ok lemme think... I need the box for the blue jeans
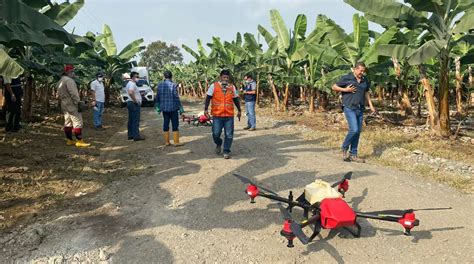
[93,101,105,127]
[342,107,364,156]
[127,101,141,139]
[212,117,234,154]
[163,111,179,132]
[245,101,256,128]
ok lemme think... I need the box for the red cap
[64,64,74,72]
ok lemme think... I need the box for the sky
[65,0,384,62]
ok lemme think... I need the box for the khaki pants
[64,111,83,128]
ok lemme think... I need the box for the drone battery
[320,198,356,229]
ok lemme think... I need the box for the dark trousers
[212,117,234,154]
[5,98,22,131]
[342,107,364,156]
[127,101,141,139]
[162,111,179,132]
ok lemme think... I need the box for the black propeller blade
[233,173,280,196]
[364,207,452,216]
[331,171,353,188]
[277,202,309,245]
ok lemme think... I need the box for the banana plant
[345,0,474,137]
[87,24,144,104]
[259,10,315,111]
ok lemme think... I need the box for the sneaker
[134,136,145,141]
[350,155,365,163]
[128,137,133,140]
[248,127,256,131]
[95,126,105,131]
[223,153,230,159]
[342,149,351,162]
[215,145,222,155]
[243,126,250,130]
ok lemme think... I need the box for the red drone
[234,172,451,247]
[182,114,213,126]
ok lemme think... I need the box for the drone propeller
[331,171,353,188]
[364,207,452,217]
[233,173,280,196]
[276,202,309,245]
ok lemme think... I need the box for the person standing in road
[332,62,376,163]
[90,73,105,130]
[155,70,184,146]
[3,76,23,132]
[242,73,257,131]
[126,71,145,141]
[57,65,91,147]
[204,70,242,159]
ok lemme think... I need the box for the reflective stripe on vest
[211,82,235,117]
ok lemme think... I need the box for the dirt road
[1,101,473,263]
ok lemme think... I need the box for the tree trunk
[268,74,280,111]
[22,75,34,121]
[256,76,260,108]
[104,78,111,106]
[419,65,441,136]
[309,88,315,113]
[438,49,451,137]
[43,83,50,114]
[282,83,289,111]
[191,83,197,97]
[300,86,305,103]
[320,91,329,111]
[377,85,384,102]
[198,81,205,98]
[469,66,474,107]
[392,58,413,116]
[455,56,463,114]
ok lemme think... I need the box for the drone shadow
[374,226,465,243]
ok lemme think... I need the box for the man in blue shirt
[156,70,184,146]
[242,73,257,131]
[332,62,376,163]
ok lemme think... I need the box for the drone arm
[258,192,308,210]
[355,212,399,222]
[356,211,420,235]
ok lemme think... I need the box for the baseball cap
[64,64,74,72]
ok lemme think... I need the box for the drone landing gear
[280,220,296,248]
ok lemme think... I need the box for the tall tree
[139,41,183,72]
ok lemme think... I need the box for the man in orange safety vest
[204,70,242,159]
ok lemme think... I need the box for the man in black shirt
[332,62,376,162]
[3,76,23,132]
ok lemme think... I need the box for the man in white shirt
[90,73,105,130]
[126,71,144,141]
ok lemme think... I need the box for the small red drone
[182,114,213,126]
[234,173,451,247]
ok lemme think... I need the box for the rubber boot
[75,139,91,148]
[66,139,76,146]
[172,131,184,146]
[163,131,171,146]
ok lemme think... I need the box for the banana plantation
[1,0,473,137]
[164,1,474,138]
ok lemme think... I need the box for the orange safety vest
[211,82,236,117]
